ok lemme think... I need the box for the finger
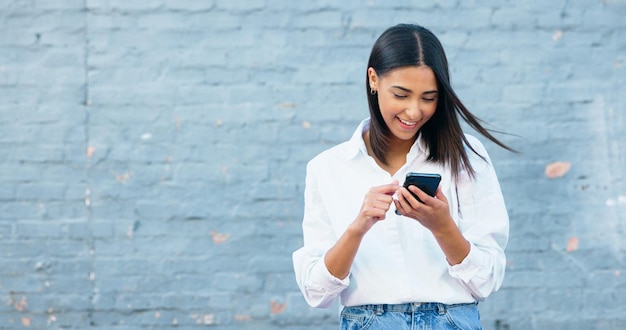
[395,193,426,220]
[365,195,393,209]
[397,188,420,211]
[399,187,423,209]
[372,191,395,201]
[371,200,393,213]
[435,187,448,203]
[395,188,411,205]
[408,185,433,205]
[372,180,401,195]
[393,199,405,215]
[364,195,394,210]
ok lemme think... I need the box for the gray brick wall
[0,1,624,329]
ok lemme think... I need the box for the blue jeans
[339,302,481,330]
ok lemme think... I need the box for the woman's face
[368,65,438,143]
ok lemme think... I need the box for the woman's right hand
[323,180,400,280]
[352,181,400,234]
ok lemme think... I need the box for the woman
[292,23,513,329]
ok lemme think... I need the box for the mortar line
[82,0,96,326]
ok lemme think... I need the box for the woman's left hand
[394,186,454,234]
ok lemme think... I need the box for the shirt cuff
[309,254,350,292]
[448,243,485,283]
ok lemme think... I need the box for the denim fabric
[339,302,481,330]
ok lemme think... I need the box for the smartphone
[402,172,441,203]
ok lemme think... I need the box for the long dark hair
[366,23,514,179]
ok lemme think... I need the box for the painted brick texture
[0,0,624,329]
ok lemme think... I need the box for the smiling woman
[365,65,439,173]
[293,23,515,330]
[365,24,515,180]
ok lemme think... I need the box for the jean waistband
[352,302,477,314]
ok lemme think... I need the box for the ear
[367,67,379,90]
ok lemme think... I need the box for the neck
[386,134,416,158]
[364,131,417,175]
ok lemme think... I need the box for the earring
[370,88,377,95]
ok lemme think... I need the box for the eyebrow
[391,85,438,94]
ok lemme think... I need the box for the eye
[421,91,438,102]
[394,94,408,99]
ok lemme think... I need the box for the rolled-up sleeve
[292,162,349,308]
[448,136,509,300]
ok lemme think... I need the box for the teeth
[399,118,416,126]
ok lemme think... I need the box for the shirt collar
[344,118,427,160]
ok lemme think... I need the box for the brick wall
[0,0,624,329]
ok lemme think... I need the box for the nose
[405,101,423,120]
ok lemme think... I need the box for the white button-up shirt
[292,118,509,308]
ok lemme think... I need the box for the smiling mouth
[398,118,417,126]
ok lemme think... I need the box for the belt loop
[437,303,446,315]
[375,304,383,316]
